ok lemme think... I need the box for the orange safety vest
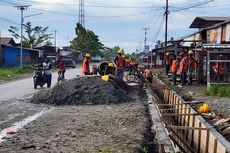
[165,56,170,65]
[144,69,152,77]
[171,60,178,73]
[82,58,90,74]
[116,55,125,69]
[214,62,224,75]
[179,57,188,72]
[188,57,196,71]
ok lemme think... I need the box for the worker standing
[187,50,196,85]
[144,65,153,83]
[82,53,91,75]
[213,55,225,82]
[165,52,171,76]
[114,49,125,79]
[179,52,188,85]
[171,55,178,85]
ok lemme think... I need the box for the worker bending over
[144,65,153,83]
[114,49,125,79]
[82,53,91,75]
[105,63,116,77]
[129,60,138,75]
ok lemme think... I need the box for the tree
[70,28,104,57]
[102,46,121,60]
[8,22,53,48]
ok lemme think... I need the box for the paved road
[0,66,82,102]
[0,66,82,132]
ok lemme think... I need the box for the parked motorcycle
[33,66,46,89]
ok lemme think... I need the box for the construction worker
[144,65,153,83]
[187,50,196,85]
[82,53,91,75]
[165,52,171,76]
[179,52,188,85]
[56,58,66,79]
[129,60,138,75]
[105,62,116,77]
[213,55,225,81]
[171,55,178,85]
[114,49,125,79]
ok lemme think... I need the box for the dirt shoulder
[0,80,157,153]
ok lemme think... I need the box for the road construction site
[0,65,229,153]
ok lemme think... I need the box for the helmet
[188,50,193,55]
[85,53,90,57]
[108,63,114,67]
[117,49,123,54]
[166,52,170,56]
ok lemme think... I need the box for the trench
[146,76,230,153]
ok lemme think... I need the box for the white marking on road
[0,109,51,142]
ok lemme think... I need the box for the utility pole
[15,5,30,67]
[54,30,57,49]
[139,41,142,53]
[78,0,85,28]
[164,0,169,54]
[143,28,150,54]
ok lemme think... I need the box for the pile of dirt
[30,76,132,106]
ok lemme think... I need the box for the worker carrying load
[114,49,125,80]
[213,54,225,82]
[187,50,196,85]
[179,52,188,85]
[165,52,171,76]
[171,54,178,85]
[82,53,91,75]
[144,65,153,83]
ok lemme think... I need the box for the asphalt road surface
[0,66,82,133]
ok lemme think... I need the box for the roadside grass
[205,85,230,97]
[0,65,34,81]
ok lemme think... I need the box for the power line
[171,0,215,12]
[0,16,20,25]
[152,14,165,43]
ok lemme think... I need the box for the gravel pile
[30,76,132,105]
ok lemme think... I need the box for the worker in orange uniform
[213,55,225,82]
[129,60,138,75]
[144,65,153,83]
[187,50,196,85]
[114,49,125,79]
[171,55,178,85]
[179,52,188,85]
[82,53,91,75]
[165,52,171,76]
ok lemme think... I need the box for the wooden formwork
[149,79,230,153]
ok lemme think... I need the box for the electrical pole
[15,5,30,67]
[0,31,2,67]
[165,0,169,54]
[139,41,142,53]
[54,30,57,50]
[143,28,150,54]
[78,0,85,28]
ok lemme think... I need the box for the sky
[0,0,229,54]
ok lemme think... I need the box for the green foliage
[70,28,104,57]
[0,65,33,80]
[8,22,53,48]
[205,85,230,97]
[102,46,121,60]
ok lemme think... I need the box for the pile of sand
[30,76,132,105]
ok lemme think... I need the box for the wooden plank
[205,130,210,153]
[197,122,202,153]
[159,108,191,111]
[213,139,217,153]
[162,113,199,116]
[166,125,208,131]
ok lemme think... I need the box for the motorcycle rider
[43,58,52,88]
[56,59,66,80]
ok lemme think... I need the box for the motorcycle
[33,66,46,89]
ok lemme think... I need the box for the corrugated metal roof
[189,16,230,29]
[0,37,16,45]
